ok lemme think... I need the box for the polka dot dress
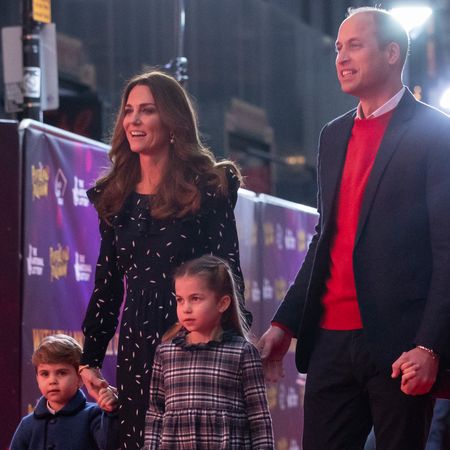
[81,168,246,449]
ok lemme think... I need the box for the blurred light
[413,85,422,101]
[390,7,432,33]
[439,87,450,111]
[285,155,306,166]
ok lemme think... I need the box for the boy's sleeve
[241,342,275,450]
[10,416,32,450]
[89,406,119,450]
[143,347,165,449]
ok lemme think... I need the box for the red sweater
[320,110,393,330]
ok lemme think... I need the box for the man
[258,7,450,450]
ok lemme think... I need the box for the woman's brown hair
[93,70,241,221]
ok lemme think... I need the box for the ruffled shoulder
[86,185,103,205]
[200,165,241,212]
[172,328,236,351]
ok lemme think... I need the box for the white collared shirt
[47,400,57,414]
[357,86,406,119]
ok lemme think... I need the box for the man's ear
[218,295,231,313]
[386,41,401,66]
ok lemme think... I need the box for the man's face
[335,12,392,102]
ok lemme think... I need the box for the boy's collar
[34,389,86,418]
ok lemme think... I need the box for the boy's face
[36,363,82,411]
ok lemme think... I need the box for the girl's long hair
[93,70,241,221]
[163,255,249,342]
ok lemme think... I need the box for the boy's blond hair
[32,334,82,370]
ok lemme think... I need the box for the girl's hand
[98,385,118,412]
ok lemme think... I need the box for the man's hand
[80,367,108,402]
[257,326,292,383]
[391,347,439,395]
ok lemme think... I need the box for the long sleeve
[202,167,250,323]
[272,129,324,334]
[81,217,124,367]
[90,409,119,450]
[415,112,450,355]
[143,346,165,449]
[10,418,31,450]
[241,342,275,449]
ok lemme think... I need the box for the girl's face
[175,275,231,344]
[122,84,170,156]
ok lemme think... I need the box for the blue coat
[10,389,117,450]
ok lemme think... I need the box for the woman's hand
[80,367,108,402]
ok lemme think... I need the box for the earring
[170,132,175,144]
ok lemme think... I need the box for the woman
[79,70,248,449]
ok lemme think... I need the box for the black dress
[80,168,246,449]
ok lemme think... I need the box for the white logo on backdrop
[54,168,67,206]
[74,252,92,282]
[72,176,89,207]
[27,244,44,276]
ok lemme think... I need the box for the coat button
[47,445,55,450]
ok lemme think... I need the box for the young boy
[10,334,118,450]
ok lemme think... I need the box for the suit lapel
[321,112,355,225]
[355,90,417,245]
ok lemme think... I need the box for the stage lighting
[390,6,432,34]
[439,87,450,111]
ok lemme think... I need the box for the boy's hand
[98,386,118,413]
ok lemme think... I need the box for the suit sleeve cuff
[271,321,295,338]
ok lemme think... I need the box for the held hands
[391,347,439,395]
[80,366,108,402]
[79,367,118,412]
[257,326,292,383]
[98,385,119,413]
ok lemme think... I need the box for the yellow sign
[32,0,51,23]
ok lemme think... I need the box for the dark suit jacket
[274,89,450,374]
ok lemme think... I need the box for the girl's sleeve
[80,217,124,367]
[241,342,275,449]
[202,167,251,324]
[143,346,165,449]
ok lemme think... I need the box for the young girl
[143,255,274,449]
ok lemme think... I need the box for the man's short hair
[348,6,410,68]
[32,334,82,370]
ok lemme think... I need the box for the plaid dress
[143,330,274,449]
